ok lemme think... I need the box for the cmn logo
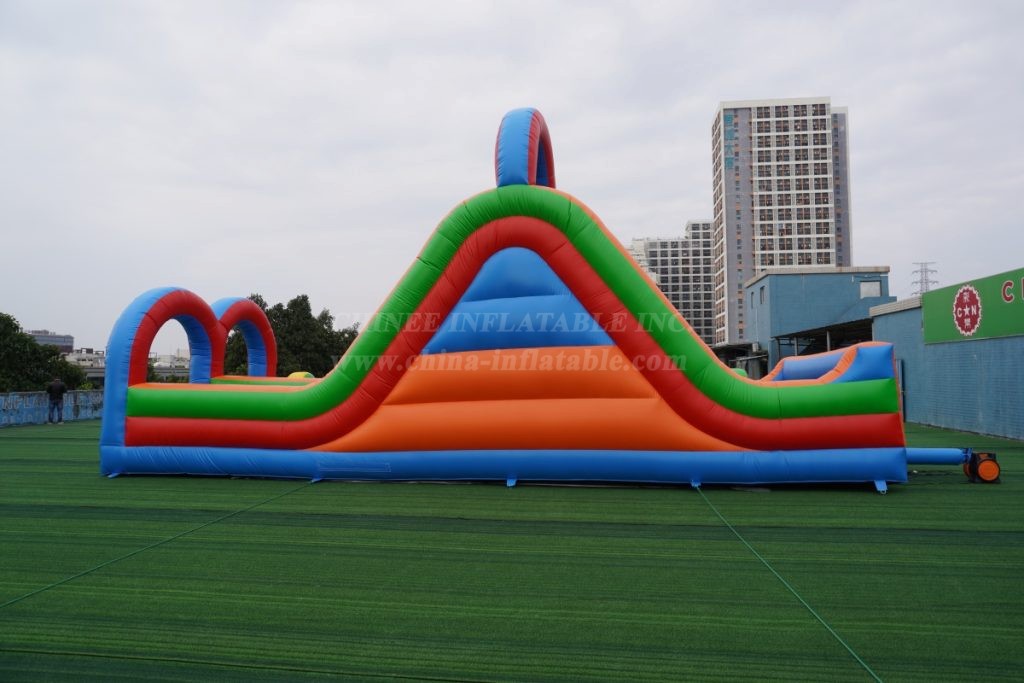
[953,284,982,336]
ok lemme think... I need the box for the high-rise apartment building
[711,97,852,345]
[630,220,716,345]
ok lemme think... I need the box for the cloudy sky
[2,0,1022,354]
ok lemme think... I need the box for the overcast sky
[2,0,1022,354]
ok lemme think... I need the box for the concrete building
[151,351,191,370]
[711,97,852,345]
[64,348,109,387]
[628,242,660,285]
[872,267,1024,440]
[27,329,74,353]
[64,348,106,369]
[630,220,716,344]
[744,266,894,376]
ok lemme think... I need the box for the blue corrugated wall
[873,306,1024,440]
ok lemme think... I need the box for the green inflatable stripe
[127,186,898,420]
[211,377,313,386]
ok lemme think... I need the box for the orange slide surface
[314,347,744,452]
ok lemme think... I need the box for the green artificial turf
[0,421,1021,681]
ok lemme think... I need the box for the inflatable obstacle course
[101,108,973,490]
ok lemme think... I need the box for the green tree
[0,312,86,391]
[223,294,359,378]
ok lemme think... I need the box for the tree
[0,312,86,392]
[223,294,359,378]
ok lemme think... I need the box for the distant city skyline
[2,2,1020,353]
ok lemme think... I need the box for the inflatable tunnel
[100,108,965,490]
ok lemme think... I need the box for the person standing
[45,377,68,424]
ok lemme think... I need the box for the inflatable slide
[100,108,966,491]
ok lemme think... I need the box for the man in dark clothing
[45,377,67,424]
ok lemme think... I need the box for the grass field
[1,422,1021,681]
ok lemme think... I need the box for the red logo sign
[953,285,982,336]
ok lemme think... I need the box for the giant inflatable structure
[101,108,967,491]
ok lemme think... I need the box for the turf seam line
[0,482,312,612]
[695,487,884,683]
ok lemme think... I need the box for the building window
[860,281,882,298]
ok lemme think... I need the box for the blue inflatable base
[100,446,923,487]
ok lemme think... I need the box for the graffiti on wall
[0,391,104,427]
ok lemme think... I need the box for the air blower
[963,451,1001,483]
